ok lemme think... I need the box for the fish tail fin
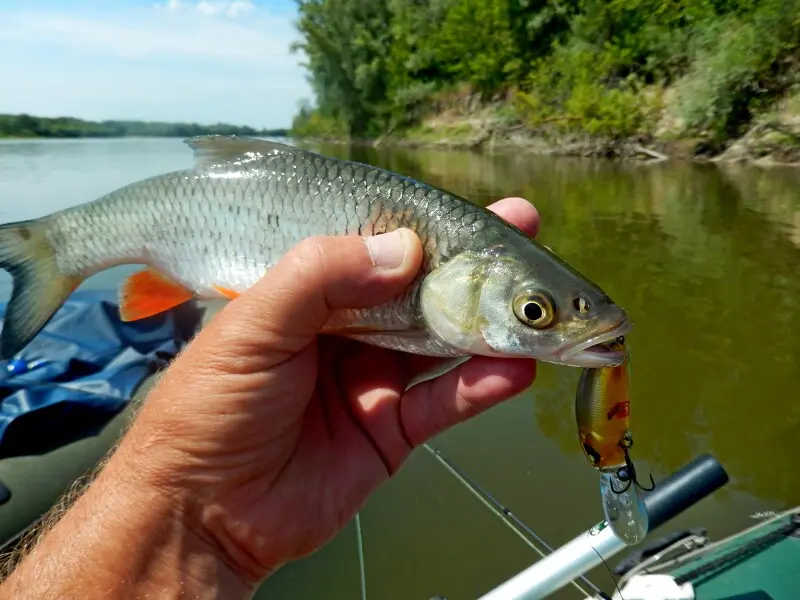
[0,219,81,360]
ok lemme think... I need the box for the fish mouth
[557,321,633,368]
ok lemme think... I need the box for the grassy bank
[0,114,288,140]
[367,86,800,165]
[289,0,800,165]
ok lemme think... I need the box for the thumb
[208,228,423,357]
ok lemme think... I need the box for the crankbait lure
[575,339,654,545]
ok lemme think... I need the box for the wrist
[113,412,278,586]
[0,435,257,600]
[106,455,258,597]
[103,430,263,596]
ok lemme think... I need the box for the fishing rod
[355,512,367,600]
[353,444,597,600]
[422,443,602,598]
[479,454,730,600]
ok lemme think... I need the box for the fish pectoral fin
[212,285,241,300]
[407,356,472,389]
[119,268,195,322]
[185,135,300,168]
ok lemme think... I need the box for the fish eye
[513,291,555,328]
[573,296,591,315]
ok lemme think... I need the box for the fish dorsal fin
[184,135,299,168]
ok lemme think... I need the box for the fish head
[419,237,631,368]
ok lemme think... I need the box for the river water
[0,138,798,599]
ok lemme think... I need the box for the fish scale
[48,149,483,326]
[0,136,631,365]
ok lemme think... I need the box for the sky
[0,0,313,128]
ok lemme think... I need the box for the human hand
[116,197,541,587]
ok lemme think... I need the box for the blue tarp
[0,290,204,458]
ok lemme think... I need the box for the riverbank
[296,124,800,167]
[398,125,800,167]
[294,92,800,167]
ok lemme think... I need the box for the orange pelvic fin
[120,268,194,322]
[212,285,241,300]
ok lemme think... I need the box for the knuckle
[455,391,482,420]
[284,235,369,286]
[289,236,329,271]
[279,236,338,291]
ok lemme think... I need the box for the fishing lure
[575,339,654,545]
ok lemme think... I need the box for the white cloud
[162,0,183,11]
[0,2,312,127]
[3,5,294,64]
[197,1,255,17]
[158,0,256,18]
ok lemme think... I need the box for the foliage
[516,42,652,138]
[433,0,520,92]
[292,0,394,138]
[673,0,800,141]
[0,114,286,139]
[290,0,800,143]
[290,100,349,138]
[385,0,449,99]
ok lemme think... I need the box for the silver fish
[0,136,630,364]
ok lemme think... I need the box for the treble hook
[610,433,656,494]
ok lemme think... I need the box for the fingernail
[366,229,408,270]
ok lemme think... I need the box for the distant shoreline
[0,113,288,140]
[0,134,291,140]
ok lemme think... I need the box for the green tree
[290,0,800,146]
[432,0,519,93]
[293,0,393,138]
[385,0,449,119]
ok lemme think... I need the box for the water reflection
[315,142,800,508]
[1,139,798,599]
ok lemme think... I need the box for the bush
[516,42,655,138]
[290,103,349,139]
[673,0,800,140]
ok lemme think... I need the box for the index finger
[487,197,540,238]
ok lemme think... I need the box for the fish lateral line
[320,324,429,337]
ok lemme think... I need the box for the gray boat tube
[478,454,729,600]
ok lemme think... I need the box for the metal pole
[479,519,623,600]
[478,454,729,600]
